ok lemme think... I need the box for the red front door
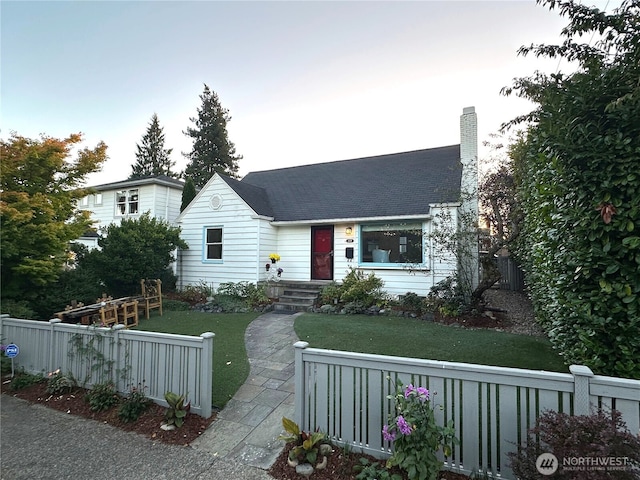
[311,226,334,280]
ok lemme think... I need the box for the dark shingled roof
[230,145,462,222]
[89,174,184,190]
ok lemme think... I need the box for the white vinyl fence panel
[293,342,640,479]
[0,315,214,418]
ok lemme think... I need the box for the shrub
[118,384,152,423]
[319,282,342,305]
[424,276,467,317]
[508,408,640,480]
[85,381,120,412]
[216,281,269,309]
[0,300,36,320]
[399,292,426,315]
[318,269,387,311]
[9,372,45,390]
[340,268,385,307]
[175,281,212,305]
[46,371,78,394]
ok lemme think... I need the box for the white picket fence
[293,342,640,479]
[0,315,214,418]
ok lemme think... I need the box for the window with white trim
[360,223,423,264]
[80,196,89,207]
[94,193,103,205]
[205,227,223,261]
[116,189,139,215]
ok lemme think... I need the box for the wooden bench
[139,279,162,319]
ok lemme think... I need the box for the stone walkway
[191,312,300,470]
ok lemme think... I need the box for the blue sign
[5,343,19,358]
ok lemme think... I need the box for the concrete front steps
[267,280,329,313]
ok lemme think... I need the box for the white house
[175,107,478,298]
[77,175,184,249]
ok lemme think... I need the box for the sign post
[5,343,19,378]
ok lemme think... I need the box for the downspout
[256,220,261,284]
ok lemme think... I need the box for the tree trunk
[471,254,502,309]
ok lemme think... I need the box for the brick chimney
[460,106,479,289]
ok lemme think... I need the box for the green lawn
[134,311,261,408]
[295,313,567,372]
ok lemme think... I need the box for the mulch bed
[1,378,216,446]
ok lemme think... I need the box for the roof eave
[270,214,432,226]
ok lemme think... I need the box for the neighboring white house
[176,107,478,297]
[76,175,184,249]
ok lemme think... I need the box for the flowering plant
[383,379,458,480]
[277,267,283,277]
[269,253,281,262]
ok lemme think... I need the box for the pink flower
[397,415,412,436]
[416,387,429,400]
[382,424,396,441]
[404,384,416,398]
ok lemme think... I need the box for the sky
[1,0,619,186]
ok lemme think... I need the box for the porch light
[345,226,353,236]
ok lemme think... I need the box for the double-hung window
[205,227,223,261]
[360,222,424,264]
[116,189,139,216]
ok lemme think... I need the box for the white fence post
[570,364,594,415]
[294,341,309,429]
[200,332,215,419]
[48,318,61,374]
[112,324,126,391]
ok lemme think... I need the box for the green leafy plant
[85,381,120,412]
[318,269,387,311]
[118,383,152,422]
[399,292,426,316]
[46,371,78,395]
[163,391,190,428]
[0,343,12,375]
[505,0,640,379]
[354,458,402,480]
[383,379,458,480]
[424,276,467,317]
[216,281,269,310]
[162,299,191,311]
[278,417,329,465]
[68,330,116,388]
[508,408,640,479]
[9,371,45,390]
[175,280,213,305]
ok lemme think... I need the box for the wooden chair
[99,303,119,327]
[140,279,162,319]
[118,299,139,328]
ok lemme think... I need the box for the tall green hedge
[511,1,639,378]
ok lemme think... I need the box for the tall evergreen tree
[130,113,177,179]
[180,177,197,212]
[183,84,242,188]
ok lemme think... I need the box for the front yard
[295,313,566,372]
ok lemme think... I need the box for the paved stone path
[191,312,299,470]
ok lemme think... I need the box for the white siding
[80,183,183,237]
[271,226,312,282]
[177,176,271,290]
[266,216,458,297]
